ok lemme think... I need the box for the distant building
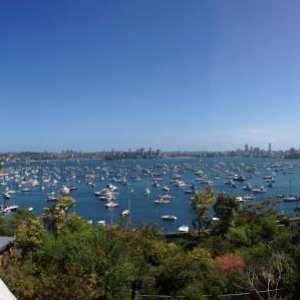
[268,143,272,153]
[245,144,249,152]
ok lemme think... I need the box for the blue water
[2,157,300,232]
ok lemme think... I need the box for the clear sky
[1,0,300,152]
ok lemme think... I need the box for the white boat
[161,215,178,221]
[235,196,246,203]
[242,183,253,191]
[144,188,150,195]
[173,179,186,187]
[60,185,70,196]
[283,196,299,202]
[120,195,131,216]
[154,198,170,204]
[2,192,10,200]
[96,187,118,200]
[0,204,19,214]
[283,178,298,201]
[154,194,173,204]
[178,225,189,233]
[211,217,220,222]
[232,174,246,182]
[162,186,170,192]
[106,184,118,192]
[252,186,266,194]
[105,201,119,208]
[47,195,57,201]
[3,188,15,195]
[152,181,160,187]
[121,209,130,216]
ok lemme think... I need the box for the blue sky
[1,0,300,151]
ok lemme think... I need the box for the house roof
[0,237,14,254]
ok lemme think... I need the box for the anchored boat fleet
[1,158,300,231]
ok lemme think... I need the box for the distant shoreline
[2,147,300,163]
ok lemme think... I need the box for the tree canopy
[0,192,300,299]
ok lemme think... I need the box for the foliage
[236,252,295,300]
[188,246,214,272]
[2,196,300,299]
[57,196,76,211]
[191,184,213,235]
[213,193,238,235]
[215,254,245,274]
[42,206,67,235]
[0,208,36,236]
[15,216,44,254]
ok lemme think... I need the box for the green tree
[15,216,44,254]
[57,196,76,212]
[191,185,213,236]
[0,208,36,236]
[42,196,76,235]
[213,193,238,235]
[42,206,67,235]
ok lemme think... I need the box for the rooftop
[0,237,14,254]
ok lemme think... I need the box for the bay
[1,157,300,232]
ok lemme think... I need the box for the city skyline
[2,142,300,154]
[1,1,300,151]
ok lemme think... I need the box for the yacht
[2,192,10,200]
[233,174,246,182]
[0,204,19,214]
[161,215,178,221]
[47,194,57,201]
[178,225,189,233]
[243,194,255,201]
[184,188,194,194]
[144,188,150,196]
[173,179,186,187]
[121,209,130,216]
[154,194,173,204]
[95,188,117,201]
[283,178,297,201]
[60,185,70,196]
[105,201,119,208]
[283,196,299,202]
[3,187,15,195]
[162,186,170,192]
[242,183,253,191]
[235,196,246,203]
[106,184,118,192]
[154,198,170,204]
[97,220,106,226]
[252,186,266,194]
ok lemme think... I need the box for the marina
[1,157,300,232]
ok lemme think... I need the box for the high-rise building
[268,143,271,153]
[245,144,249,152]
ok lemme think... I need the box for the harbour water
[1,157,300,232]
